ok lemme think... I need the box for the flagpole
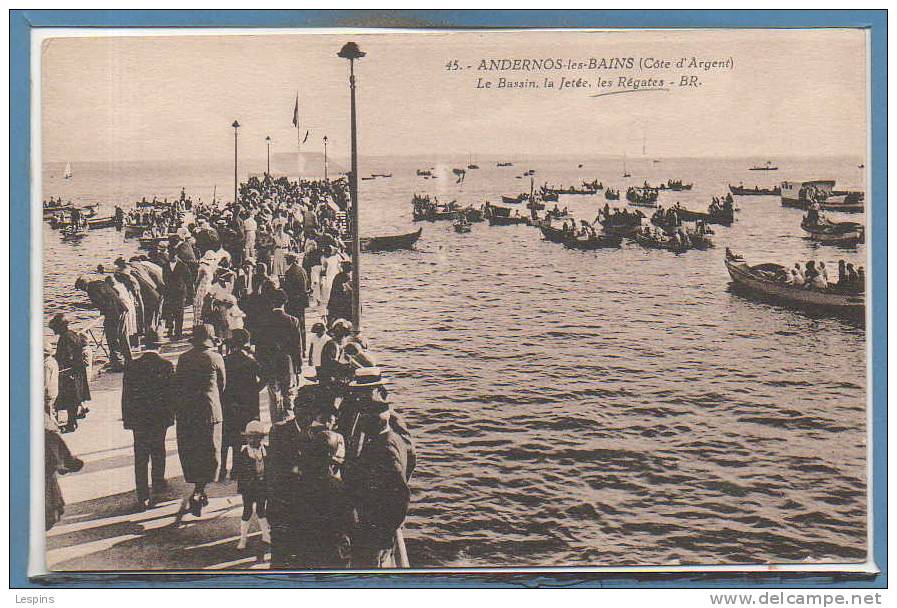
[295,91,302,179]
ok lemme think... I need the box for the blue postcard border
[9,9,887,589]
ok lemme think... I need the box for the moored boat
[360,227,423,252]
[725,251,864,315]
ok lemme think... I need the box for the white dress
[193,263,216,325]
[113,281,138,337]
[321,254,341,307]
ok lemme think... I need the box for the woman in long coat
[49,314,90,433]
[175,324,226,515]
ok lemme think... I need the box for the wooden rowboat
[562,233,623,250]
[138,235,171,250]
[800,218,864,245]
[728,184,781,196]
[52,215,117,230]
[488,215,529,226]
[360,227,423,252]
[539,224,568,243]
[725,254,864,315]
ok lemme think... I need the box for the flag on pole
[292,93,299,128]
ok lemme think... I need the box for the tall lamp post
[232,120,240,203]
[265,135,271,175]
[338,41,365,333]
[323,135,329,181]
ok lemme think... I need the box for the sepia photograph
[33,25,872,575]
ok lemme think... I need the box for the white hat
[348,366,389,388]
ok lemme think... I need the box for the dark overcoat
[175,345,226,483]
[54,329,90,407]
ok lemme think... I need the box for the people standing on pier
[175,324,226,517]
[253,290,302,423]
[282,253,310,352]
[327,260,353,325]
[49,314,91,433]
[121,335,175,510]
[235,420,271,549]
[220,328,263,482]
[75,275,131,369]
[344,369,415,568]
[162,253,192,340]
[44,343,59,426]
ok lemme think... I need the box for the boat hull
[488,215,529,226]
[729,185,781,196]
[725,259,864,315]
[360,227,423,252]
[562,234,623,250]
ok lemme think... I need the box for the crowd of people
[780,259,865,292]
[45,173,416,568]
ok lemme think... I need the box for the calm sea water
[42,155,868,567]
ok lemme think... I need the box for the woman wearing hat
[235,420,271,549]
[174,324,226,516]
[48,314,91,433]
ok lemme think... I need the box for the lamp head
[338,42,365,60]
[265,135,271,143]
[232,120,240,129]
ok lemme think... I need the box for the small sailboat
[623,153,631,178]
[63,162,72,180]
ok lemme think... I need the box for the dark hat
[311,322,326,334]
[48,313,69,331]
[191,324,216,347]
[268,288,287,307]
[228,327,251,347]
[114,257,127,269]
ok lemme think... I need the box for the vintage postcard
[32,26,872,576]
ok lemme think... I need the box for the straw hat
[242,420,269,437]
[348,366,389,388]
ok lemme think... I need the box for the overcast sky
[40,28,867,163]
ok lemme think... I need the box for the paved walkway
[47,305,324,572]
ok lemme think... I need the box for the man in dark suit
[327,260,353,325]
[121,337,175,509]
[344,372,415,568]
[253,289,302,423]
[282,253,310,353]
[162,254,192,339]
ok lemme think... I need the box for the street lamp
[338,41,365,333]
[232,120,240,203]
[323,135,328,181]
[265,135,272,176]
